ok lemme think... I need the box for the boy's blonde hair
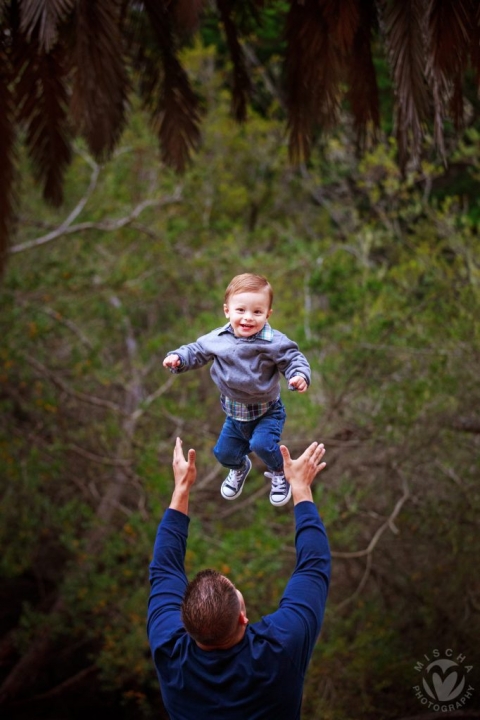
[224,273,273,308]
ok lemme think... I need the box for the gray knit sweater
[167,323,311,405]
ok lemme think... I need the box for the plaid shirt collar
[218,322,273,342]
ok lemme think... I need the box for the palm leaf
[426,0,473,132]
[20,0,75,52]
[470,1,480,84]
[70,0,128,161]
[141,0,201,172]
[0,41,16,276]
[322,0,361,54]
[13,21,71,206]
[285,0,341,163]
[172,0,204,36]
[346,0,380,150]
[216,0,252,122]
[427,0,471,76]
[381,0,429,170]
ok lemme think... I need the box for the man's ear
[239,611,249,626]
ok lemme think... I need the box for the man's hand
[170,437,196,514]
[280,442,326,505]
[288,376,308,393]
[163,354,181,369]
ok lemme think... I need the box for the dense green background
[1,41,480,719]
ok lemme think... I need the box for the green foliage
[1,42,480,720]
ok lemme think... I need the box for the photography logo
[413,649,475,712]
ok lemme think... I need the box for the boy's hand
[289,375,308,393]
[163,354,181,369]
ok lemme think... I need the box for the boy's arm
[274,335,311,388]
[163,336,215,374]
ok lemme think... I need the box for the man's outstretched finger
[173,436,183,458]
[313,444,325,461]
[280,445,291,462]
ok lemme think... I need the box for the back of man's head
[181,569,240,646]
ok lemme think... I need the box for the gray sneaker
[221,457,252,500]
[264,471,292,506]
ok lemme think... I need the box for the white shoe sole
[269,485,292,506]
[221,457,252,500]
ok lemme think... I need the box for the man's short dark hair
[181,569,240,646]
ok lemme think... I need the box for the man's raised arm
[269,441,330,670]
[147,438,197,648]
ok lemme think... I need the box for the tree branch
[451,416,480,434]
[25,355,124,415]
[131,375,176,421]
[10,166,182,255]
[336,552,373,611]
[67,443,132,466]
[331,471,410,559]
[11,155,101,254]
[38,306,94,349]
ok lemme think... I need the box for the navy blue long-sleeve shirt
[147,501,331,720]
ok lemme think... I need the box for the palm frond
[20,0,75,52]
[126,4,159,102]
[381,0,429,170]
[70,0,128,161]
[216,0,251,122]
[142,0,201,172]
[470,1,480,84]
[322,0,361,54]
[426,0,472,132]
[0,44,16,275]
[285,0,341,163]
[13,27,71,206]
[427,0,472,76]
[172,0,204,36]
[347,0,380,150]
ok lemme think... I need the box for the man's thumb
[280,445,290,463]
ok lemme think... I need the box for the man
[147,437,331,720]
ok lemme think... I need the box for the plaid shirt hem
[221,394,279,422]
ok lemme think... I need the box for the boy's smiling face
[224,289,272,338]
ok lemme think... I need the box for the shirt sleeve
[274,334,312,386]
[265,501,331,672]
[166,335,217,373]
[147,508,190,652]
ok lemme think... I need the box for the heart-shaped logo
[422,660,466,701]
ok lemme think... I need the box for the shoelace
[228,467,245,488]
[271,475,287,491]
[265,472,287,494]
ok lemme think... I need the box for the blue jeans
[213,399,287,473]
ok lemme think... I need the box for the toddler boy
[163,273,310,506]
